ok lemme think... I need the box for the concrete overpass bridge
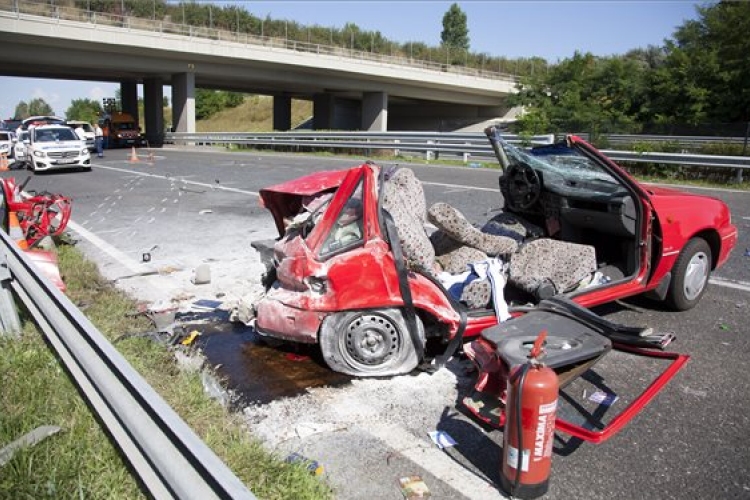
[0,1,518,144]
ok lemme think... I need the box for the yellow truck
[99,112,142,148]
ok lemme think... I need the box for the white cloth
[437,258,510,323]
[470,259,510,323]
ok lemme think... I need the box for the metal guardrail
[165,131,750,170]
[0,231,255,500]
[559,133,750,148]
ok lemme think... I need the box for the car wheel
[320,308,424,377]
[666,237,712,311]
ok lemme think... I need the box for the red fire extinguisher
[500,330,559,499]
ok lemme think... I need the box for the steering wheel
[503,162,542,211]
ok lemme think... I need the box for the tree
[652,1,750,123]
[66,98,104,123]
[195,89,246,120]
[510,52,648,136]
[441,3,469,51]
[13,98,53,119]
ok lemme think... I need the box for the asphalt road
[4,147,749,499]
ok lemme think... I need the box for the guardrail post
[0,249,21,338]
[425,140,434,161]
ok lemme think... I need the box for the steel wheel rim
[684,251,709,301]
[342,314,400,370]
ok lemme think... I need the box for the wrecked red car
[250,127,737,442]
[252,127,736,378]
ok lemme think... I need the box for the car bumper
[34,157,91,171]
[254,292,323,344]
[717,224,738,268]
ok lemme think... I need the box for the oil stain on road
[178,310,351,407]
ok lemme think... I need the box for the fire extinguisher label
[539,401,557,414]
[506,445,530,472]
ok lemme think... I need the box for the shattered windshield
[502,140,617,184]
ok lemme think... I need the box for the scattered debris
[744,248,750,257]
[192,299,223,310]
[428,430,457,449]
[198,209,213,215]
[0,425,62,467]
[588,390,619,406]
[180,330,201,346]
[294,422,344,439]
[681,386,708,398]
[285,452,324,476]
[398,475,431,499]
[142,244,159,262]
[191,264,211,285]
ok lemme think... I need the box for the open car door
[463,297,689,444]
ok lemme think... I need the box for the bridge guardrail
[0,231,255,500]
[0,0,518,81]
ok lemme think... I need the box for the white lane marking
[423,181,498,192]
[710,277,750,293]
[67,220,144,275]
[366,424,500,500]
[93,164,260,197]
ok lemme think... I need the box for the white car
[12,130,28,166]
[66,120,96,151]
[24,124,91,172]
[0,130,13,159]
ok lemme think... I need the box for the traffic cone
[129,147,140,163]
[0,153,8,171]
[8,211,28,250]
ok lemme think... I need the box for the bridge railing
[0,0,519,82]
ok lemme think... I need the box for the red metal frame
[2,177,72,247]
[554,345,690,444]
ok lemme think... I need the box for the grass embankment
[197,96,312,132]
[0,243,333,500]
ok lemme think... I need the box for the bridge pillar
[171,72,195,134]
[313,93,335,130]
[143,77,164,146]
[362,92,388,131]
[120,81,138,118]
[273,95,292,131]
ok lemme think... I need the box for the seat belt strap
[383,210,424,361]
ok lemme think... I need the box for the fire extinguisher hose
[511,362,531,497]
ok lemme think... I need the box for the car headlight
[81,148,89,155]
[33,150,46,158]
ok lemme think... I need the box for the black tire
[319,308,424,377]
[665,238,712,311]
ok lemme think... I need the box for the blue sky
[0,0,703,120]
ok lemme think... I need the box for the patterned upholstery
[481,212,544,242]
[380,170,597,307]
[509,239,597,296]
[435,245,488,275]
[427,202,518,257]
[381,168,435,274]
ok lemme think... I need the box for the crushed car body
[247,127,737,442]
